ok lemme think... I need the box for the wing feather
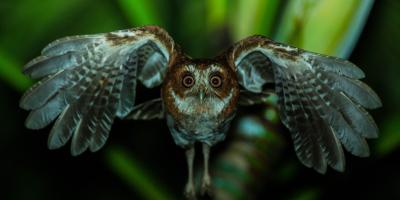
[125,98,164,120]
[322,71,381,109]
[23,52,83,79]
[24,93,67,129]
[229,35,381,173]
[313,75,371,157]
[117,51,138,117]
[20,70,69,110]
[280,71,315,168]
[47,66,100,150]
[237,90,272,106]
[301,71,345,172]
[303,52,365,79]
[21,26,176,155]
[42,35,102,56]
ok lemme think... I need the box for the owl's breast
[162,88,238,147]
[165,111,235,147]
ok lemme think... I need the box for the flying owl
[20,26,381,199]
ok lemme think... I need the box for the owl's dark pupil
[182,75,194,88]
[212,79,218,84]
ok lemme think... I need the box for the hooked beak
[199,88,208,102]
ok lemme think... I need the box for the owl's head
[162,59,239,118]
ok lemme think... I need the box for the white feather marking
[234,44,314,73]
[171,90,233,116]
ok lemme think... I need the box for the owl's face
[162,60,239,120]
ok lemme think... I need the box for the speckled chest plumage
[161,58,240,148]
[164,103,236,147]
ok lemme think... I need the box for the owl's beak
[199,91,205,102]
[199,88,208,102]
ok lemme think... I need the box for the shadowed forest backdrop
[1,0,399,199]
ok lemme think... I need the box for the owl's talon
[200,175,213,196]
[184,183,197,200]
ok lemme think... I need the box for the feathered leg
[201,143,212,196]
[184,145,196,200]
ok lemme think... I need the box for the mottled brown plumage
[20,26,381,199]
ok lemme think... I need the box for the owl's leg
[184,145,196,199]
[200,143,213,196]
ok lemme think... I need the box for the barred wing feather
[20,26,175,155]
[229,36,381,173]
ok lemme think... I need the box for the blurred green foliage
[0,49,32,91]
[230,0,280,39]
[105,145,174,200]
[289,188,320,200]
[118,0,164,26]
[377,115,400,155]
[275,0,374,58]
[1,0,399,200]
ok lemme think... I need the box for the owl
[20,26,381,199]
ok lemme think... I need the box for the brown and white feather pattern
[20,26,381,176]
[20,26,175,155]
[229,35,381,173]
[126,98,164,120]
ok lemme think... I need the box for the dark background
[1,0,399,199]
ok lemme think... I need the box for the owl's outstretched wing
[227,36,382,173]
[20,26,176,155]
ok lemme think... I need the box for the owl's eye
[209,74,223,88]
[182,74,195,88]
